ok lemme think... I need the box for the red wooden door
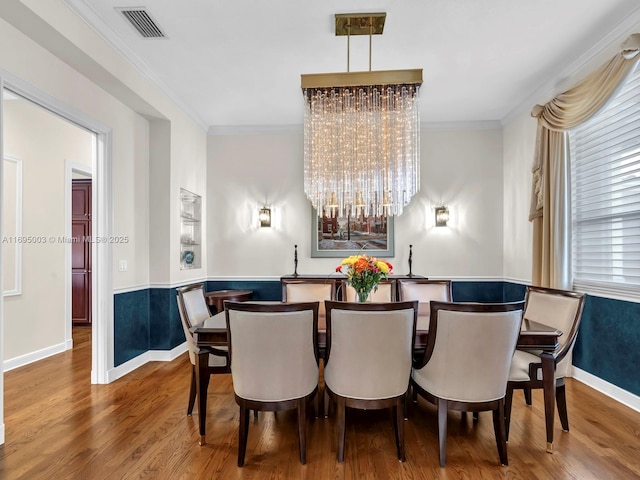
[72,179,92,326]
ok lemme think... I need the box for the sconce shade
[435,206,449,227]
[259,207,271,227]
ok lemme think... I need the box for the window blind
[569,64,640,300]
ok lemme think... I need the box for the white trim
[0,424,4,445]
[2,155,22,296]
[421,121,502,131]
[3,341,67,372]
[63,0,207,132]
[572,366,640,414]
[1,67,114,386]
[502,277,532,285]
[64,160,92,352]
[208,124,302,136]
[502,8,640,125]
[106,342,188,383]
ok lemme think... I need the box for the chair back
[397,279,452,323]
[324,301,418,400]
[176,293,199,365]
[523,286,585,376]
[342,280,395,303]
[281,279,336,317]
[177,283,211,327]
[225,302,319,402]
[413,301,523,403]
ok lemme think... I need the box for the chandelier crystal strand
[303,84,420,217]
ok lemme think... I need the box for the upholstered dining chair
[411,301,524,467]
[225,301,320,466]
[281,278,337,317]
[397,278,452,325]
[341,279,396,302]
[176,283,230,416]
[324,300,418,462]
[504,286,586,448]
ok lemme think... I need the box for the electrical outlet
[119,260,128,272]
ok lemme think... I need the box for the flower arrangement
[336,254,393,302]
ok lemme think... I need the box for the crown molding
[208,124,303,136]
[421,120,502,131]
[501,7,640,126]
[63,0,208,132]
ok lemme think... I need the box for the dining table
[190,304,562,450]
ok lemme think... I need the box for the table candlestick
[408,244,413,277]
[293,244,299,277]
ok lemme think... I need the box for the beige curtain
[529,33,640,288]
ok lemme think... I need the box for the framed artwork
[310,207,394,258]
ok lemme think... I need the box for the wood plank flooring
[1,327,639,479]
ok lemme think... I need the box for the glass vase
[357,289,372,303]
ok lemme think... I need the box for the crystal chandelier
[302,13,422,217]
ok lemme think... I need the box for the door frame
[0,68,113,388]
[66,161,93,347]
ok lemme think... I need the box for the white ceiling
[64,0,640,129]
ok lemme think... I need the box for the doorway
[72,176,92,327]
[1,77,112,391]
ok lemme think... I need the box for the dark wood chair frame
[396,278,452,302]
[225,301,320,467]
[504,286,586,442]
[411,300,525,467]
[280,277,339,302]
[324,300,419,463]
[176,283,231,417]
[338,278,398,301]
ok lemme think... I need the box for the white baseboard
[572,366,640,413]
[0,423,5,445]
[3,341,69,372]
[106,342,188,383]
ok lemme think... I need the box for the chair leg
[336,396,347,463]
[238,403,250,467]
[393,398,406,461]
[297,398,307,464]
[187,366,196,416]
[556,383,569,432]
[523,387,532,406]
[493,400,509,466]
[473,412,479,422]
[324,388,330,418]
[437,397,448,467]
[504,383,514,441]
[253,410,258,419]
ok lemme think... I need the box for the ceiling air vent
[118,8,166,38]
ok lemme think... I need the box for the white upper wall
[207,126,504,280]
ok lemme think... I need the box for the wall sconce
[258,206,271,227]
[435,206,449,227]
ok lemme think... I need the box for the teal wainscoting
[573,294,640,397]
[114,289,150,366]
[114,280,639,399]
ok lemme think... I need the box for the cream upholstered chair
[281,278,337,317]
[397,279,452,326]
[411,301,524,467]
[324,300,418,462]
[225,301,320,466]
[505,286,585,443]
[176,283,230,416]
[341,279,396,302]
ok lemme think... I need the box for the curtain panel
[529,33,640,288]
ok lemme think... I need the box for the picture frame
[310,207,394,258]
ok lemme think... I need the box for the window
[569,63,640,300]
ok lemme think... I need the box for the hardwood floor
[1,327,639,479]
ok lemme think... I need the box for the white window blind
[569,63,640,300]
